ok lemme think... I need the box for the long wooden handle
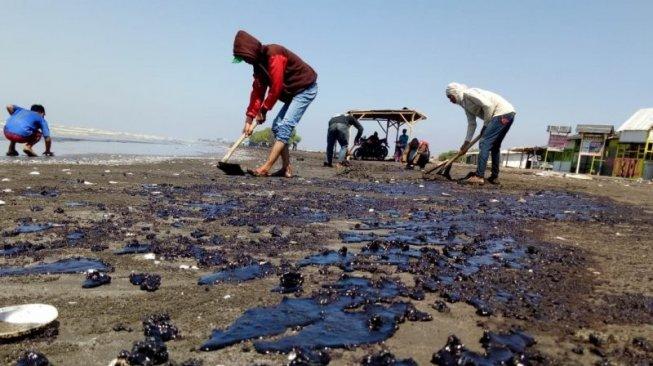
[222,123,258,163]
[424,133,482,174]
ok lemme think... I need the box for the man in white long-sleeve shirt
[445,82,516,184]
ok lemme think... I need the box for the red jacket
[233,31,317,118]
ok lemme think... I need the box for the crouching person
[404,138,430,170]
[4,104,53,157]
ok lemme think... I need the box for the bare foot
[271,165,293,178]
[247,167,270,177]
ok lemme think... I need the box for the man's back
[5,106,49,138]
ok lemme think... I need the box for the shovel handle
[424,133,483,174]
[221,125,257,163]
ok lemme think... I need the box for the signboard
[580,134,605,155]
[547,134,568,149]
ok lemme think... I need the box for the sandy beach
[1,149,652,365]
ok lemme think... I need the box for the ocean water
[0,139,231,165]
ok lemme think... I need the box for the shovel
[217,126,256,175]
[423,132,482,177]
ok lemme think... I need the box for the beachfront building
[613,108,653,179]
[542,125,573,171]
[464,146,545,170]
[571,124,615,175]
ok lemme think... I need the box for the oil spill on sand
[197,261,274,285]
[431,330,536,365]
[0,257,112,276]
[200,275,429,353]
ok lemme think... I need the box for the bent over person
[4,104,54,157]
[324,113,363,167]
[445,83,515,185]
[233,30,318,178]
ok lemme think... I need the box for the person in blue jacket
[4,104,54,157]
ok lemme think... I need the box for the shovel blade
[217,162,246,176]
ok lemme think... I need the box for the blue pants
[326,124,349,164]
[477,113,515,177]
[271,83,318,143]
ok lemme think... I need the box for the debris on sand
[272,271,304,294]
[82,270,111,288]
[117,337,169,365]
[15,350,51,366]
[129,273,162,292]
[143,313,180,342]
[361,350,418,365]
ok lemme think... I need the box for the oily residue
[0,257,112,277]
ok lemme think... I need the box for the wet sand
[0,149,652,365]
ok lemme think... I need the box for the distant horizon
[1,1,651,153]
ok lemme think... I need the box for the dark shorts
[4,128,42,144]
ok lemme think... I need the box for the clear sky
[1,1,651,153]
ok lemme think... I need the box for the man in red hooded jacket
[233,30,318,177]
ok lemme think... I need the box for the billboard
[547,134,569,149]
[546,125,572,149]
[580,134,605,154]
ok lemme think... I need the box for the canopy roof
[347,109,427,124]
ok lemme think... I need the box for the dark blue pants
[326,124,349,164]
[477,113,514,177]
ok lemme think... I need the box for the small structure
[574,124,615,174]
[614,108,653,179]
[543,125,572,170]
[464,146,545,169]
[347,109,427,144]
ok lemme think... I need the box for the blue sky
[1,1,651,152]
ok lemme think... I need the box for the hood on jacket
[233,30,262,64]
[445,82,467,105]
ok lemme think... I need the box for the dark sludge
[361,350,418,366]
[114,241,153,255]
[296,249,355,272]
[1,243,31,257]
[0,257,112,277]
[117,336,169,365]
[272,271,304,294]
[130,273,161,292]
[253,303,409,353]
[197,261,274,285]
[200,297,323,351]
[66,231,85,241]
[200,276,424,353]
[12,223,54,235]
[431,330,536,366]
[143,313,180,342]
[15,350,51,366]
[288,347,331,366]
[82,270,111,288]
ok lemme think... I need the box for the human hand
[243,116,255,136]
[460,140,471,151]
[256,109,267,123]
